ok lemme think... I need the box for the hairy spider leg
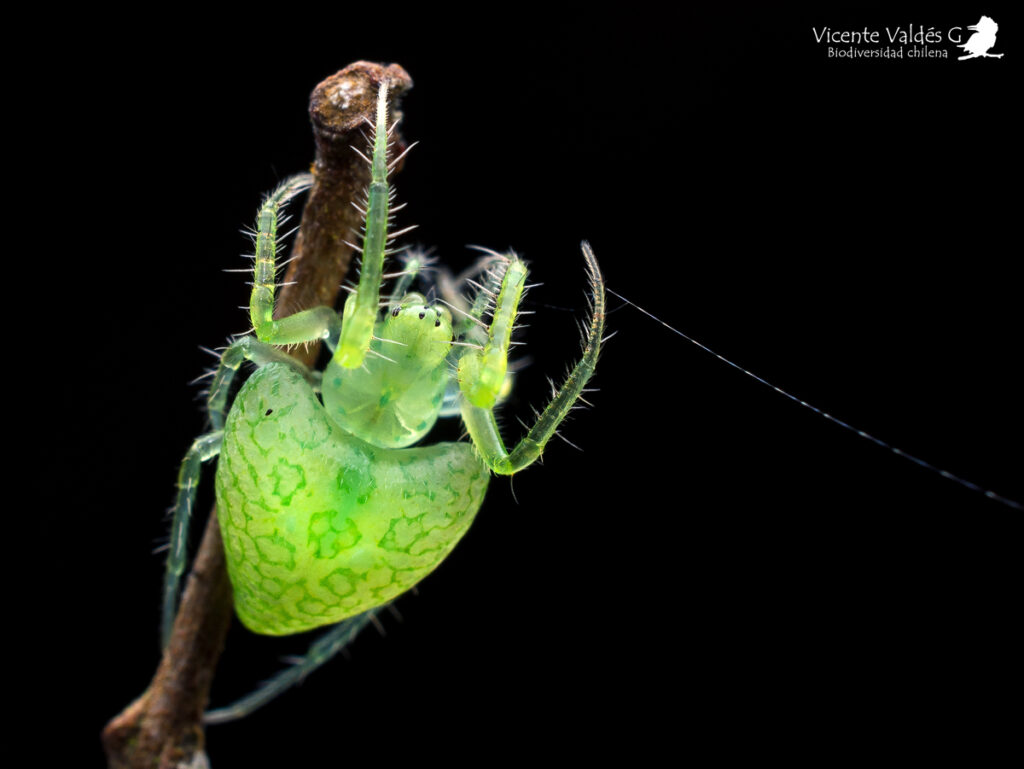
[385,250,430,311]
[457,254,527,409]
[459,242,605,475]
[449,252,507,333]
[333,82,402,369]
[436,253,514,416]
[207,338,319,430]
[204,607,380,725]
[249,175,342,348]
[161,431,223,648]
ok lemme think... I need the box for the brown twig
[102,61,413,769]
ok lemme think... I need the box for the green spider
[162,82,605,721]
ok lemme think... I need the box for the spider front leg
[459,242,605,475]
[333,81,412,369]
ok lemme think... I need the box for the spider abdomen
[216,363,489,635]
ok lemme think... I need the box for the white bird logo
[958,16,1004,60]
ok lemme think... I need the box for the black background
[41,3,1020,765]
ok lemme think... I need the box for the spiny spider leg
[457,252,528,410]
[436,254,518,417]
[385,250,430,311]
[333,82,399,368]
[465,251,513,333]
[248,175,341,348]
[459,242,605,474]
[207,338,319,430]
[161,431,223,647]
[434,252,504,338]
[203,607,381,724]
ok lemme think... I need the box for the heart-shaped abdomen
[216,363,490,635]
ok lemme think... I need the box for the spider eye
[391,307,400,317]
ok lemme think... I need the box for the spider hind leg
[161,430,223,648]
[203,608,380,725]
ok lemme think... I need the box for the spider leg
[434,253,501,337]
[438,377,466,418]
[207,337,318,431]
[385,249,431,311]
[459,243,605,474]
[436,253,521,418]
[333,83,406,369]
[438,364,515,418]
[203,607,380,725]
[161,430,223,648]
[247,174,342,349]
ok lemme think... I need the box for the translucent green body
[162,82,605,721]
[216,363,490,635]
